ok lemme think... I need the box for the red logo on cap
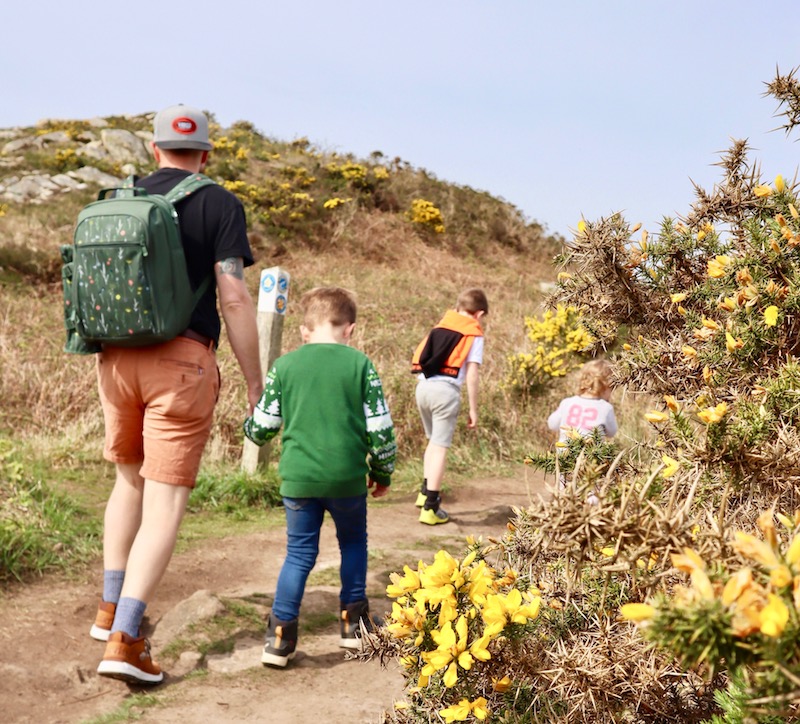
[172,117,197,135]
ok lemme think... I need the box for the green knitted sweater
[243,343,396,498]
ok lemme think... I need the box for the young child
[243,286,397,667]
[547,358,618,448]
[548,359,617,504]
[411,288,488,525]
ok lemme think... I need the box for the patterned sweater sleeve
[243,365,283,446]
[364,360,397,486]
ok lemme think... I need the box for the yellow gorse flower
[764,305,779,327]
[760,593,789,637]
[697,402,728,425]
[620,603,656,622]
[707,255,732,278]
[732,531,780,569]
[754,184,773,197]
[645,410,669,423]
[725,332,743,353]
[661,454,680,478]
[439,697,489,723]
[722,567,754,606]
[775,174,786,192]
[671,547,706,574]
[670,292,688,304]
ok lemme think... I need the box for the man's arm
[215,257,263,413]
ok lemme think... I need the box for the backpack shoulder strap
[164,173,216,205]
[164,173,217,306]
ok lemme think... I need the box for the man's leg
[91,463,144,641]
[103,463,145,572]
[116,478,191,608]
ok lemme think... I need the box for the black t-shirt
[135,168,254,345]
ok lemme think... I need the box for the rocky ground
[0,471,548,724]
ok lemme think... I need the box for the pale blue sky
[4,2,800,239]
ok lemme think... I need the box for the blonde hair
[577,359,613,398]
[456,288,489,315]
[300,286,357,330]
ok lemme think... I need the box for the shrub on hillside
[374,66,800,723]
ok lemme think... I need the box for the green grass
[0,438,101,584]
[81,693,162,723]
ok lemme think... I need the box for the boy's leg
[262,497,323,667]
[326,495,371,648]
[417,382,460,524]
[327,495,368,606]
[271,497,324,621]
[423,443,448,494]
[419,443,451,524]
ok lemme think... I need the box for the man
[91,104,263,684]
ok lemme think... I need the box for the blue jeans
[271,495,368,622]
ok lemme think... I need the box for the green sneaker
[419,506,450,525]
[414,492,426,507]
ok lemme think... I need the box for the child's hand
[368,479,389,498]
[467,409,478,429]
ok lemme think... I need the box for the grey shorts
[415,378,462,447]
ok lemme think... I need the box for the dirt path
[0,470,548,724]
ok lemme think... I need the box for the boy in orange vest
[410,288,488,524]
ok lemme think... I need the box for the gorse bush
[505,305,594,394]
[380,538,542,722]
[372,66,800,723]
[622,510,800,721]
[406,198,445,234]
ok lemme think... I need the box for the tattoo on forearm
[217,257,244,280]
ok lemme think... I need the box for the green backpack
[61,173,215,354]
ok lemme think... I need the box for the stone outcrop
[0,117,152,202]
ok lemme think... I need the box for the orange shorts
[96,336,220,487]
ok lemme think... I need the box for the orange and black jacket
[411,310,483,379]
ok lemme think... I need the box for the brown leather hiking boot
[97,631,163,685]
[90,600,116,642]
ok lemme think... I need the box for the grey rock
[100,128,149,164]
[2,137,36,155]
[205,638,263,674]
[38,131,71,145]
[69,167,121,187]
[170,650,204,678]
[50,173,87,190]
[152,589,226,647]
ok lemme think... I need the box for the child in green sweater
[243,286,396,667]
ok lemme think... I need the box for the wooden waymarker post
[241,266,290,473]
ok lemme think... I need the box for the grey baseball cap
[153,104,212,150]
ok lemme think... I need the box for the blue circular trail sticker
[262,274,276,293]
[276,295,287,313]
